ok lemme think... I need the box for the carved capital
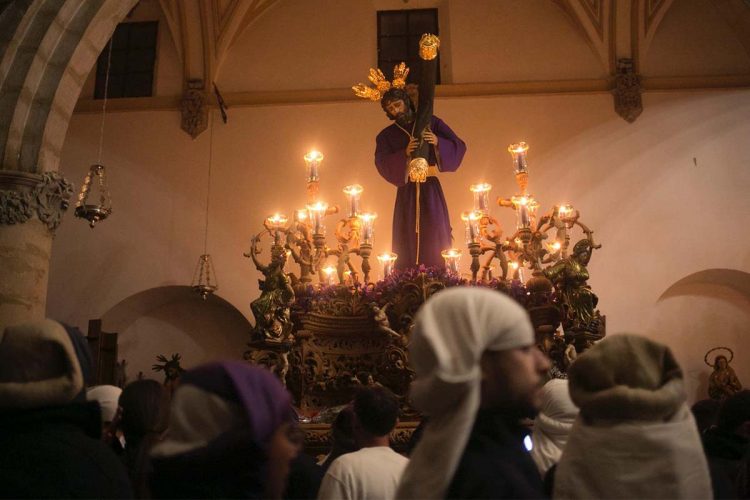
[0,170,73,232]
[180,79,208,138]
[612,58,643,123]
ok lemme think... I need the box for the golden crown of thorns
[352,62,410,101]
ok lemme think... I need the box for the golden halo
[704,346,734,366]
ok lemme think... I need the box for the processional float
[243,35,605,436]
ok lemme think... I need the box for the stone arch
[0,0,138,174]
[101,285,252,383]
[650,268,750,403]
[657,268,750,304]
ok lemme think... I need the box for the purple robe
[375,116,466,270]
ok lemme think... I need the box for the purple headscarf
[182,361,294,445]
[151,361,294,459]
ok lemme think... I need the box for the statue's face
[383,98,414,127]
[716,356,728,369]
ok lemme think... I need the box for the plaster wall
[49,88,750,402]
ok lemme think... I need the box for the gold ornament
[419,34,440,60]
[408,158,429,183]
[352,62,410,101]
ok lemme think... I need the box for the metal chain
[97,36,114,164]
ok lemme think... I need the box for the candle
[441,248,462,275]
[377,252,398,278]
[508,142,529,174]
[461,210,482,244]
[359,212,377,246]
[510,261,525,281]
[322,265,336,285]
[470,183,492,215]
[304,150,324,182]
[512,195,538,229]
[307,201,328,235]
[546,241,562,254]
[343,184,363,218]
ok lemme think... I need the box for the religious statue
[706,348,742,400]
[353,35,466,270]
[152,352,186,395]
[247,237,295,342]
[370,302,402,341]
[544,239,599,330]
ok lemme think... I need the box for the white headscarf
[86,385,123,423]
[396,287,534,500]
[530,378,578,475]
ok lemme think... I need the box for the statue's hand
[406,137,418,156]
[422,130,438,147]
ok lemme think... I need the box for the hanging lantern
[191,254,218,300]
[74,164,112,228]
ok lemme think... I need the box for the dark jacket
[0,402,133,498]
[447,408,547,499]
[703,426,750,499]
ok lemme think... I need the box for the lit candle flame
[304,150,324,162]
[508,142,529,154]
[469,182,492,193]
[343,184,363,196]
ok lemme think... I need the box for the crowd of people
[0,288,748,499]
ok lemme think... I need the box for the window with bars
[94,21,158,99]
[377,9,440,85]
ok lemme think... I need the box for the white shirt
[317,446,409,500]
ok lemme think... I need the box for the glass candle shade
[307,201,328,235]
[322,265,336,285]
[461,210,482,245]
[557,203,574,222]
[470,183,492,215]
[377,252,398,278]
[508,142,529,174]
[343,184,363,218]
[266,213,288,230]
[509,261,525,281]
[359,212,377,246]
[295,208,308,225]
[511,195,538,229]
[441,248,462,275]
[304,150,324,182]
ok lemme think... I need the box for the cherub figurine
[370,302,402,341]
[544,239,599,330]
[247,238,295,342]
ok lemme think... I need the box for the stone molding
[0,170,73,232]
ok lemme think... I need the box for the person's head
[716,389,750,436]
[353,386,399,443]
[119,379,169,441]
[0,319,83,411]
[150,362,300,499]
[380,87,415,127]
[410,287,549,416]
[572,239,592,265]
[330,405,358,453]
[568,334,685,422]
[714,355,728,370]
[86,385,122,428]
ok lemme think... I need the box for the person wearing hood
[396,287,550,499]
[554,334,713,499]
[149,361,301,499]
[0,319,133,498]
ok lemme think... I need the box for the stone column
[0,171,72,331]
